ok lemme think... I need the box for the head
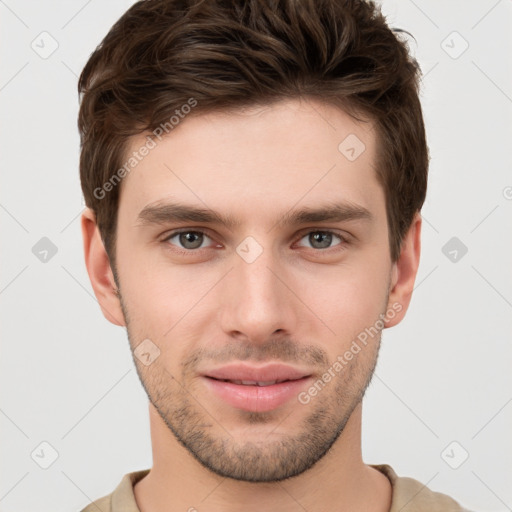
[79,0,427,483]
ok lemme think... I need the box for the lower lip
[202,376,311,412]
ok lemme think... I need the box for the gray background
[1,1,511,511]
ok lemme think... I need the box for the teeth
[227,379,279,386]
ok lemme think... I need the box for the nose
[218,240,299,345]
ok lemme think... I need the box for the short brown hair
[78,0,429,271]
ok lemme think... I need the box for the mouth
[203,362,310,383]
[200,363,313,412]
[207,377,304,387]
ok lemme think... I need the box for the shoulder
[80,494,111,512]
[79,469,150,512]
[370,464,472,512]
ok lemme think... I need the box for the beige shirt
[80,464,469,512]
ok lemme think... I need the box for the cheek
[300,259,390,324]
[118,251,218,357]
[116,237,182,307]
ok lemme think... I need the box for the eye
[161,228,347,254]
[296,230,344,250]
[163,230,214,250]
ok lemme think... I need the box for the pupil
[311,232,331,249]
[180,232,203,249]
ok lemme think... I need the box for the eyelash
[161,228,349,254]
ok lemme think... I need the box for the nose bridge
[236,235,284,306]
[219,234,297,340]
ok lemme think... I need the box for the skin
[82,98,421,512]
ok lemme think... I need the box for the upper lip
[203,363,311,383]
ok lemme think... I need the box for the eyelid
[295,227,348,240]
[161,228,218,248]
[293,229,348,249]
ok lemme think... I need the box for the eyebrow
[136,200,372,230]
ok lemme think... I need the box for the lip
[203,363,310,383]
[201,363,312,412]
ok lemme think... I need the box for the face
[109,99,401,482]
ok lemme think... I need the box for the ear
[81,207,125,327]
[384,212,422,328]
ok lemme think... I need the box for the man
[78,0,469,510]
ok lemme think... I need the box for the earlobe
[81,207,126,327]
[385,213,422,328]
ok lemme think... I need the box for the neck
[134,402,392,512]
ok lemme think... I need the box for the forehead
[118,98,382,225]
